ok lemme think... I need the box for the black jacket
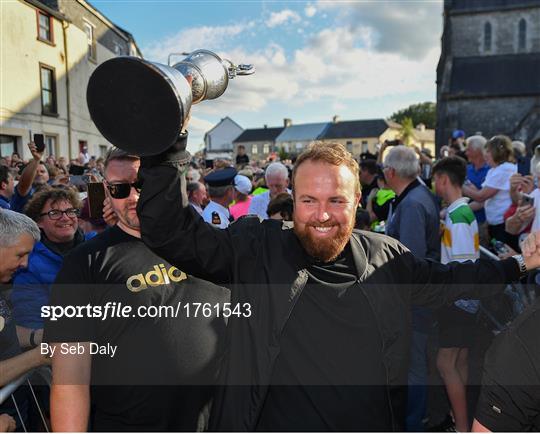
[138,164,520,432]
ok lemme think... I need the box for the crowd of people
[0,128,539,432]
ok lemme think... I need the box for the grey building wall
[58,0,131,56]
[437,1,540,150]
[441,96,536,137]
[450,8,540,56]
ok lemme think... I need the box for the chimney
[283,118,292,128]
[416,123,426,131]
[333,115,340,123]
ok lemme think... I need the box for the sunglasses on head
[106,180,142,199]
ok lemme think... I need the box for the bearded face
[292,160,360,263]
[294,214,354,262]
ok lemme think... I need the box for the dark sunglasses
[106,181,142,199]
[39,208,80,220]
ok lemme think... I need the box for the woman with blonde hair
[463,135,517,246]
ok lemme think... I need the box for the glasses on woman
[39,208,80,220]
[105,181,142,199]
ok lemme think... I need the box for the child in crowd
[432,156,480,432]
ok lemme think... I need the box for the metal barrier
[479,246,536,332]
[0,366,51,432]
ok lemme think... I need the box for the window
[44,135,57,156]
[99,145,108,157]
[263,144,270,154]
[40,64,57,115]
[113,42,124,56]
[84,22,97,61]
[483,22,492,52]
[79,140,88,153]
[37,10,53,43]
[518,18,527,51]
[346,141,353,152]
[251,144,258,155]
[0,135,18,158]
[361,140,369,153]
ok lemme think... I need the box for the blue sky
[92,0,443,152]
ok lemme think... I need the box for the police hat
[204,167,238,187]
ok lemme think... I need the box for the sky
[92,0,444,152]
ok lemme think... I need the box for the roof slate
[321,119,393,139]
[449,54,540,97]
[233,127,284,143]
[275,123,330,142]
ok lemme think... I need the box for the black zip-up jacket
[137,163,520,432]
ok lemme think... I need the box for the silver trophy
[87,50,254,156]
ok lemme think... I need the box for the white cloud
[189,115,215,133]
[304,4,317,17]
[192,25,437,116]
[142,23,250,63]
[266,9,301,28]
[316,0,443,60]
[140,5,442,150]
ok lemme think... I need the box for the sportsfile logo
[126,264,187,292]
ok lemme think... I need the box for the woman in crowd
[462,135,517,247]
[10,186,95,348]
[230,174,253,220]
[266,192,293,221]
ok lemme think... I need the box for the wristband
[29,329,37,348]
[512,254,527,276]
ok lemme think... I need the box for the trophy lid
[87,57,189,156]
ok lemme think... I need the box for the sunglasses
[106,181,142,199]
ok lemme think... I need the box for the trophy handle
[223,59,255,78]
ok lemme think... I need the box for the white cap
[234,175,252,195]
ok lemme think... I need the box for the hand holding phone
[521,193,535,208]
[33,134,45,153]
[87,182,106,220]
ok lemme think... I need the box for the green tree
[389,102,436,129]
[278,146,289,161]
[399,117,415,146]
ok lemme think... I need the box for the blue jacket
[11,231,95,329]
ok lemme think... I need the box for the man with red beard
[137,139,540,431]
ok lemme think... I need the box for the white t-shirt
[482,162,517,225]
[529,188,540,232]
[441,197,480,313]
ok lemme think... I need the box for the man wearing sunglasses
[11,186,95,349]
[44,148,229,432]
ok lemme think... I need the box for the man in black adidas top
[472,295,540,432]
[44,148,229,431]
[137,137,540,431]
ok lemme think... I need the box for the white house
[204,117,243,160]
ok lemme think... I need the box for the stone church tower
[436,0,540,151]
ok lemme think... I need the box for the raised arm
[17,142,44,197]
[137,135,236,284]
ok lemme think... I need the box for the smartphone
[522,193,535,207]
[33,134,45,153]
[87,182,106,219]
[69,164,85,175]
[205,159,214,169]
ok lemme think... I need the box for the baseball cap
[452,129,466,139]
[234,175,252,195]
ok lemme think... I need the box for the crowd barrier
[0,366,51,432]
[479,246,536,332]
